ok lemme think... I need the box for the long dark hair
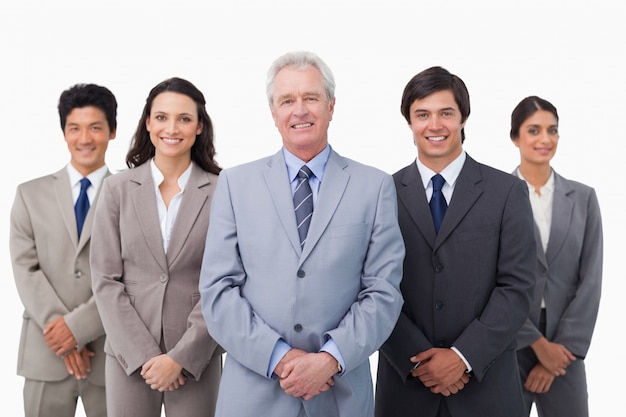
[126,77,221,175]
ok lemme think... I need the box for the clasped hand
[411,348,470,396]
[141,354,187,392]
[276,349,336,401]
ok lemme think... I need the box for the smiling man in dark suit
[375,66,536,417]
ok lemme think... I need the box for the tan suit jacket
[90,162,222,411]
[10,167,107,384]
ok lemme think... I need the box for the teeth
[162,138,181,144]
[293,123,312,129]
[428,136,445,142]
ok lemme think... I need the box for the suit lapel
[53,168,79,247]
[166,164,211,264]
[130,163,168,272]
[546,172,574,263]
[397,162,436,247]
[300,150,349,263]
[435,156,483,250]
[535,223,548,270]
[264,151,303,256]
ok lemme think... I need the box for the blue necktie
[75,177,91,238]
[293,165,314,248]
[430,174,447,233]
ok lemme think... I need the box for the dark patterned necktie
[293,165,314,248]
[75,177,91,238]
[430,174,447,233]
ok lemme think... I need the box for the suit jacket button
[294,324,303,332]
[435,300,444,310]
[74,270,82,278]
[160,275,168,283]
[297,269,306,278]
[434,264,443,272]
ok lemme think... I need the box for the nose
[77,128,91,144]
[539,130,553,144]
[293,98,308,117]
[166,119,179,134]
[428,115,442,130]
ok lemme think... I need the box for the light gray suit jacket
[10,167,107,384]
[90,162,222,381]
[199,148,405,417]
[515,170,603,358]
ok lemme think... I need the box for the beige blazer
[10,167,107,384]
[90,161,222,381]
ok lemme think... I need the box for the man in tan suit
[10,83,117,417]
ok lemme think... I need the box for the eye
[155,115,166,121]
[180,117,192,123]
[528,128,539,135]
[549,127,559,135]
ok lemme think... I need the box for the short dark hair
[58,83,117,132]
[126,77,221,175]
[510,96,559,140]
[400,66,470,142]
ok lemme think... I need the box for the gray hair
[265,51,336,106]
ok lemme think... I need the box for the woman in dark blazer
[91,78,223,417]
[510,96,603,417]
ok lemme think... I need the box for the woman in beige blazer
[90,78,223,417]
[510,96,603,417]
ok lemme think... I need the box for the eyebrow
[413,106,457,113]
[153,111,195,117]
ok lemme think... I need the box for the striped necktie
[293,165,314,248]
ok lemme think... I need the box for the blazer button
[74,270,82,279]
[437,339,446,347]
[435,300,444,310]
[297,269,306,278]
[434,264,444,272]
[294,324,303,332]
[159,275,168,283]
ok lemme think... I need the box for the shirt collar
[283,144,331,183]
[150,159,193,190]
[66,163,108,189]
[516,168,555,194]
[415,150,466,189]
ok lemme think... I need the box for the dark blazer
[376,155,536,417]
[515,170,602,357]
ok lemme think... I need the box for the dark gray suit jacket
[515,169,602,357]
[376,155,536,417]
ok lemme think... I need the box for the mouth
[292,123,313,129]
[535,147,552,154]
[426,135,446,142]
[76,146,95,154]
[161,137,182,144]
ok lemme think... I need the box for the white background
[1,1,623,415]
